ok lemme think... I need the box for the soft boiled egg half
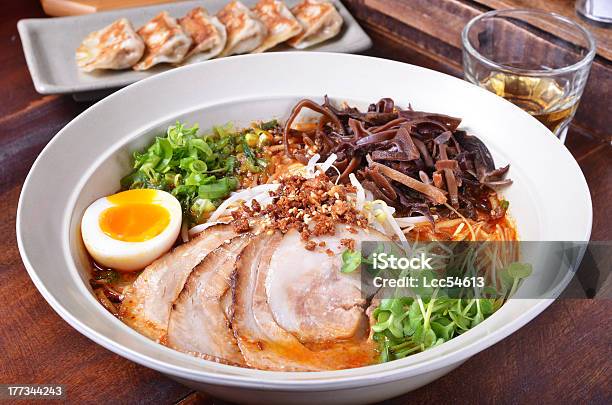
[81,189,182,271]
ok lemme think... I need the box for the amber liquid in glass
[480,72,578,135]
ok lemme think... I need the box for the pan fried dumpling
[179,7,227,63]
[288,0,343,49]
[252,0,303,53]
[217,1,267,56]
[76,18,144,72]
[133,12,192,71]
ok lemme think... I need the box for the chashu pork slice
[220,287,234,321]
[167,234,252,365]
[266,226,391,343]
[232,232,322,371]
[232,228,382,371]
[119,223,237,342]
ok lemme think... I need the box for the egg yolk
[100,190,170,242]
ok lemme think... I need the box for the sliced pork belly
[233,232,324,371]
[119,224,236,342]
[220,288,233,321]
[266,227,389,343]
[167,234,251,365]
[232,229,381,371]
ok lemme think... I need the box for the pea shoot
[341,249,362,273]
[370,255,529,362]
[371,294,503,362]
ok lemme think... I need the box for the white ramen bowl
[16,53,592,404]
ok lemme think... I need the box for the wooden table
[1,1,610,404]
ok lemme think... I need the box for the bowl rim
[16,52,592,390]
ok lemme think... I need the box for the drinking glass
[461,9,596,141]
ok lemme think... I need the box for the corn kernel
[258,131,273,147]
[374,208,386,223]
[245,132,258,147]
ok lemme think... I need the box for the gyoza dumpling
[76,18,144,72]
[179,7,227,63]
[217,1,267,56]
[287,0,343,49]
[133,12,192,71]
[252,0,303,53]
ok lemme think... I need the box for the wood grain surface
[1,1,610,404]
[40,0,184,16]
[474,0,612,62]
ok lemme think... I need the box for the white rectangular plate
[18,0,372,95]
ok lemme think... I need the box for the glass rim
[461,8,597,76]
